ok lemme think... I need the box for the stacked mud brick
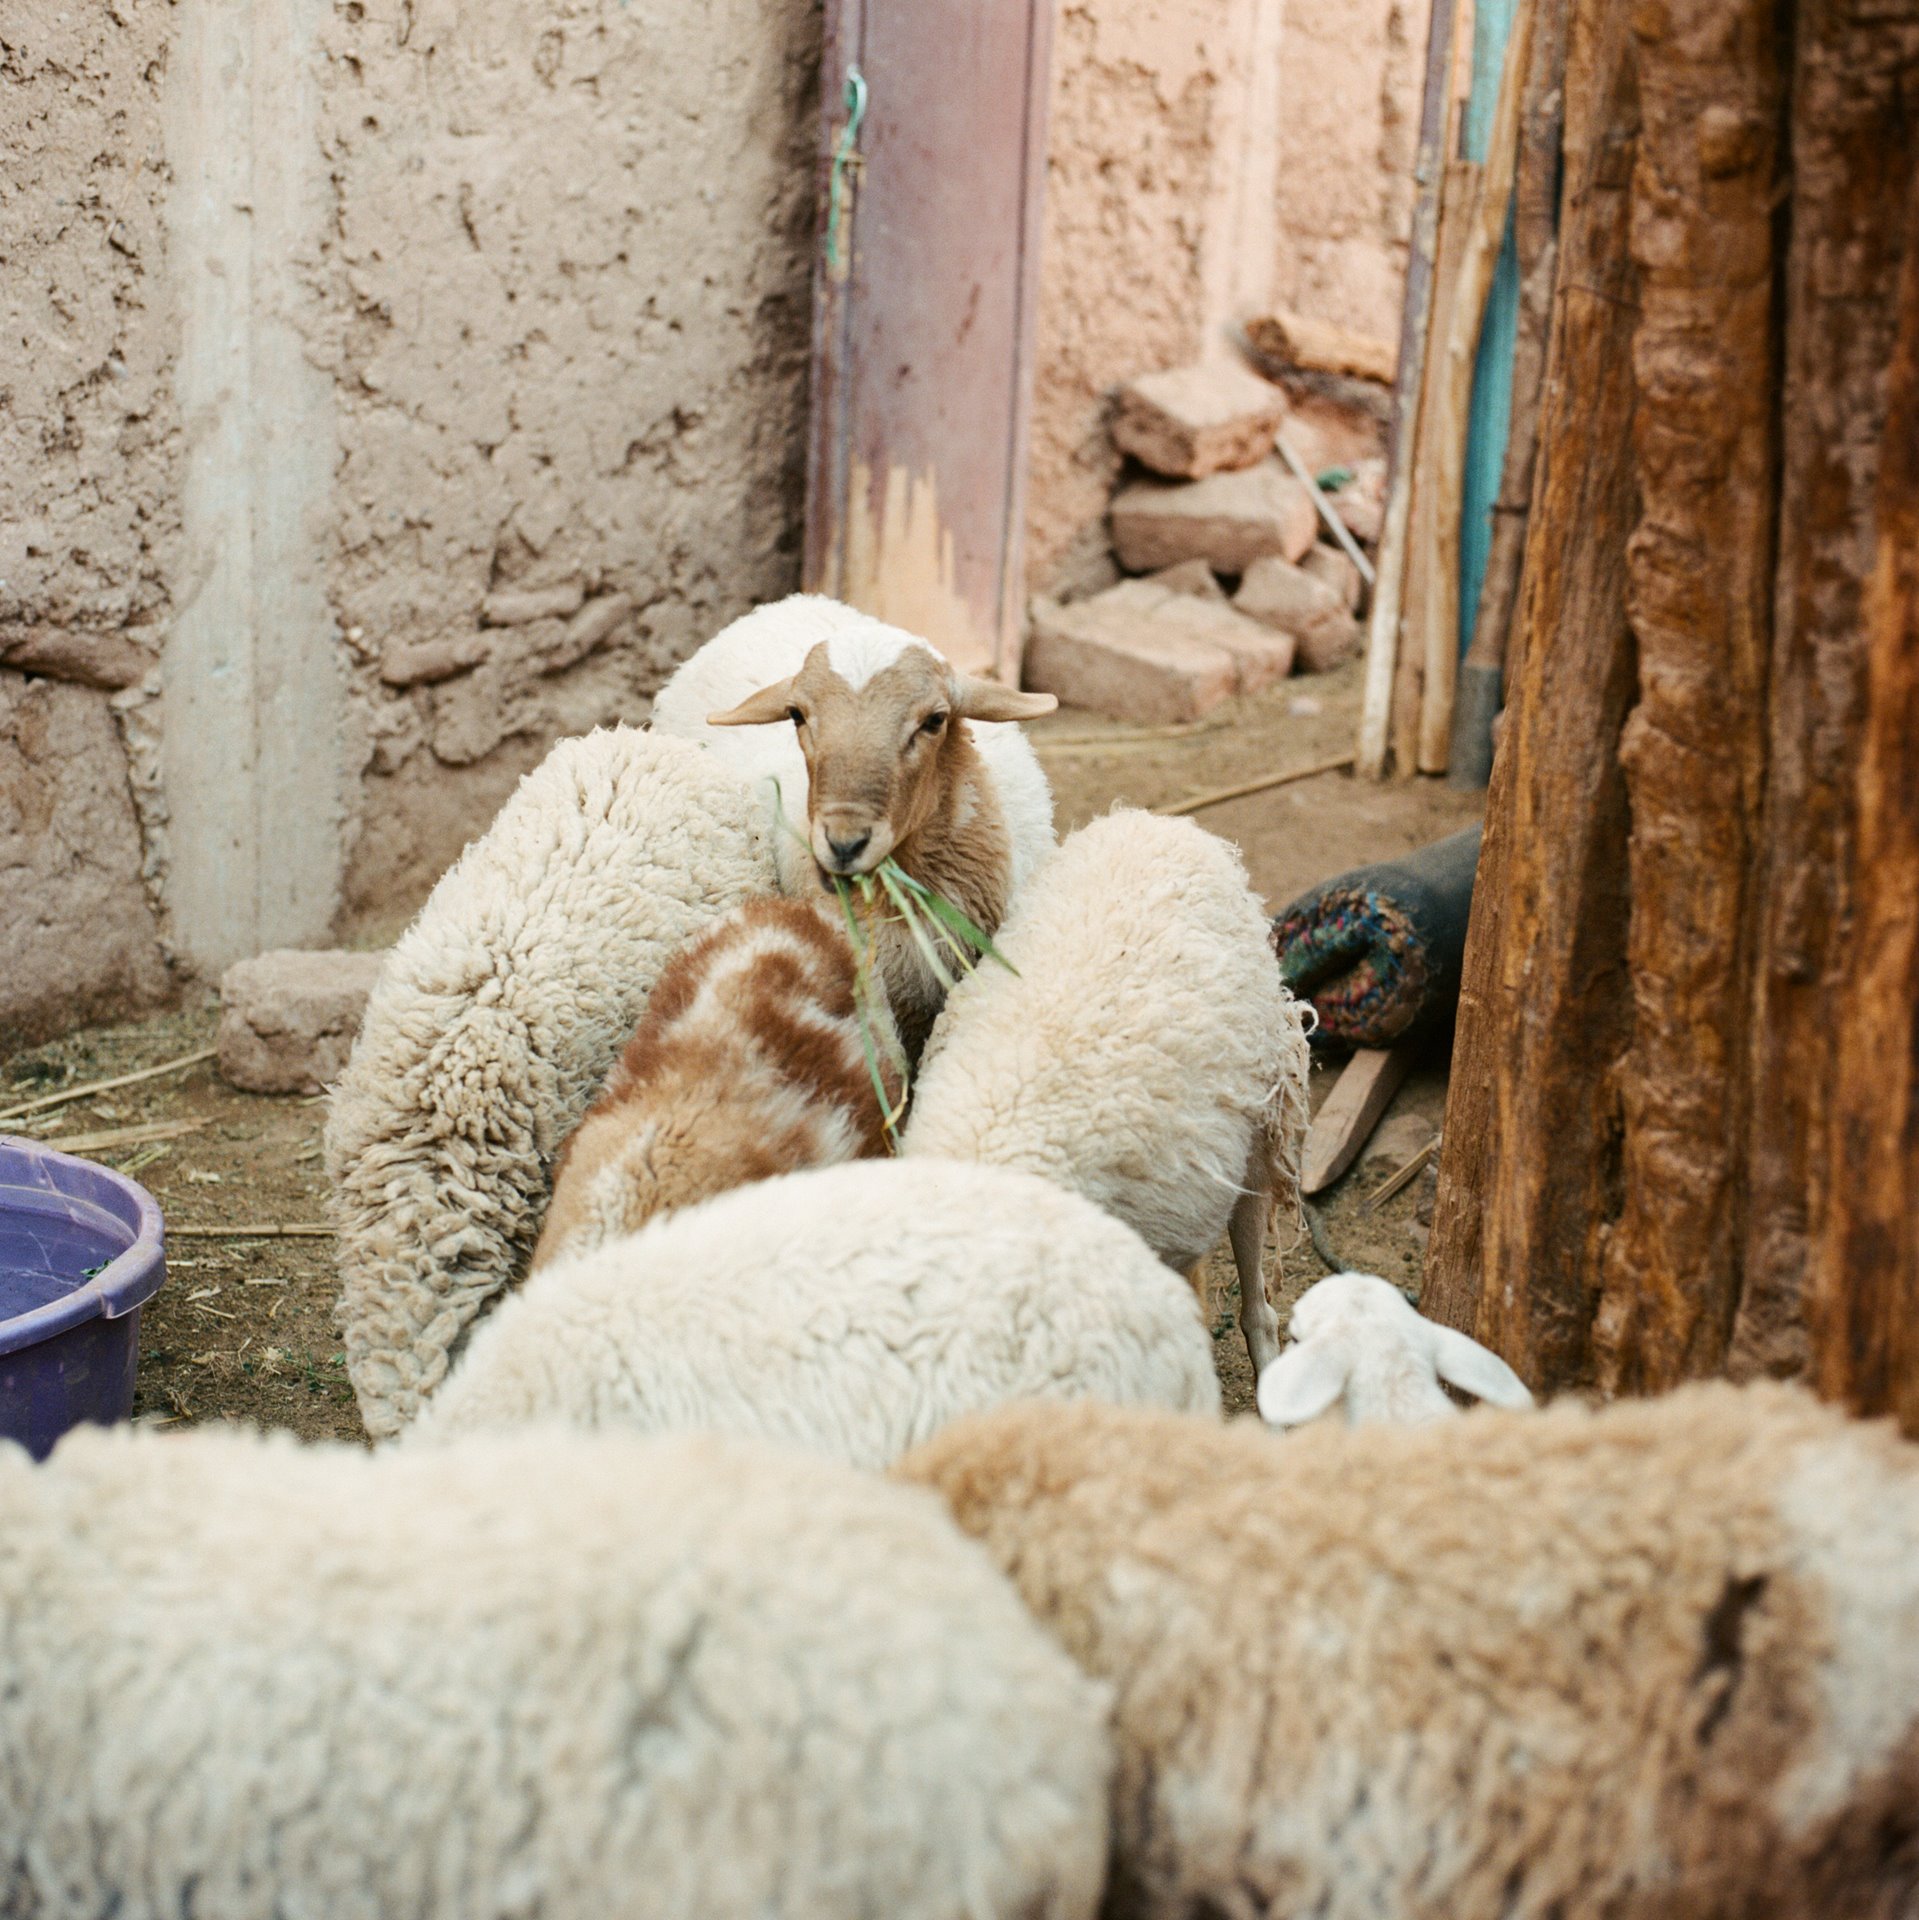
[1028,358,1388,724]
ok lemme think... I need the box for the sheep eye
[787,706,805,727]
[919,711,948,737]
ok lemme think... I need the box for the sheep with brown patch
[650,594,1056,1058]
[898,1385,1919,1920]
[532,896,903,1270]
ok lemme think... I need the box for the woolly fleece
[0,1420,1113,1920]
[903,809,1312,1271]
[899,1385,1919,1920]
[327,727,775,1438]
[648,593,1056,898]
[414,1158,1222,1464]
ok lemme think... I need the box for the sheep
[530,896,903,1271]
[327,726,776,1440]
[412,1157,1222,1466]
[1255,1269,1536,1428]
[899,1384,1919,1920]
[0,1420,1113,1920]
[649,593,1058,1057]
[901,808,1313,1376]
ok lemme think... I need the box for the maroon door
[803,0,1054,681]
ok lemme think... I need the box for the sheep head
[707,640,1054,880]
[1256,1270,1536,1430]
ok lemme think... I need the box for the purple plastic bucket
[0,1136,166,1460]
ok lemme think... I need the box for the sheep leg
[1229,1168,1282,1375]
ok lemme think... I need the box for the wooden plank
[1589,0,1786,1396]
[1355,0,1465,778]
[1391,154,1478,779]
[1419,0,1642,1381]
[1448,0,1571,785]
[1811,164,1919,1435]
[804,0,1054,680]
[1734,0,1919,1383]
[1417,0,1537,774]
[1302,1047,1415,1196]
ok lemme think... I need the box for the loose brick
[1027,581,1294,723]
[1110,459,1318,576]
[481,582,586,627]
[1328,457,1387,547]
[1112,361,1286,479]
[1301,543,1364,613]
[1142,558,1225,600]
[1234,555,1363,674]
[217,949,387,1095]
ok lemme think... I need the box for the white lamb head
[1256,1270,1535,1431]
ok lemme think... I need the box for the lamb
[649,593,1057,1056]
[0,1419,1113,1920]
[901,808,1313,1375]
[899,1384,1919,1920]
[1255,1269,1535,1427]
[413,1157,1222,1466]
[530,896,903,1270]
[327,726,776,1439]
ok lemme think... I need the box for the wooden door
[803,0,1054,681]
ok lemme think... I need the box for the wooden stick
[1418,0,1538,773]
[0,1047,217,1125]
[1364,1136,1439,1211]
[1152,753,1354,819]
[166,1224,335,1239]
[1302,1047,1415,1195]
[1272,428,1377,588]
[36,1118,205,1156]
[1356,0,1466,778]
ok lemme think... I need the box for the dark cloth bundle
[1271,826,1482,1048]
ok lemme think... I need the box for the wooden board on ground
[1302,1047,1415,1196]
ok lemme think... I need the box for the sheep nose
[825,830,871,870]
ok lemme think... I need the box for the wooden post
[1809,170,1919,1436]
[1587,0,1787,1396]
[1447,0,1570,784]
[1734,0,1919,1382]
[1420,0,1641,1382]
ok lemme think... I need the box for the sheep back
[0,1420,1113,1920]
[414,1157,1222,1465]
[897,1385,1919,1920]
[327,726,776,1438]
[903,808,1312,1270]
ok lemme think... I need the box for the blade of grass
[889,865,1020,976]
[879,867,959,993]
[832,874,907,1148]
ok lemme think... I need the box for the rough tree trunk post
[1588,0,1787,1396]
[1733,0,1919,1382]
[1420,0,1640,1381]
[1810,171,1919,1437]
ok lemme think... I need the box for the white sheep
[899,1384,1919,1920]
[649,593,1057,1056]
[1256,1269,1535,1428]
[1,1419,1113,1920]
[902,808,1313,1376]
[413,1157,1222,1465]
[327,726,776,1439]
[530,895,903,1271]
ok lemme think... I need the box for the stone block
[1234,556,1363,673]
[1301,543,1364,613]
[1110,459,1318,576]
[1111,361,1286,479]
[1027,580,1294,723]
[1328,457,1387,547]
[1142,559,1225,599]
[217,948,387,1095]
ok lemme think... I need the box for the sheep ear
[952,675,1058,723]
[1256,1341,1349,1429]
[1427,1323,1535,1410]
[707,678,798,726]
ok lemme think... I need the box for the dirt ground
[1,655,1480,1441]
